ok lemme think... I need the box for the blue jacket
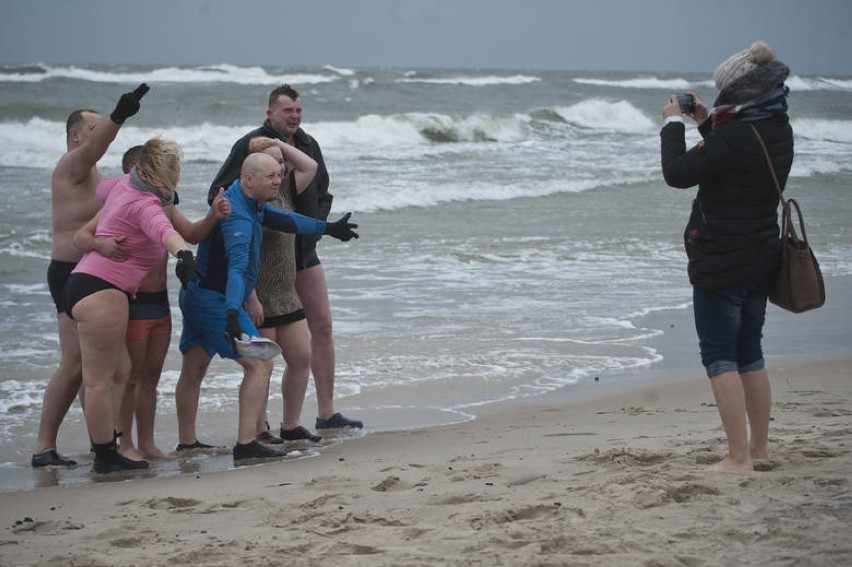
[196,179,326,311]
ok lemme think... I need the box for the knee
[309,315,333,339]
[179,359,210,386]
[285,346,311,371]
[241,358,274,379]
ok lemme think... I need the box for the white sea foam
[574,76,695,90]
[787,75,852,92]
[0,63,339,85]
[323,65,356,76]
[396,74,541,86]
[333,176,634,213]
[793,118,852,143]
[573,74,852,92]
[310,112,529,149]
[553,99,656,133]
[814,77,852,90]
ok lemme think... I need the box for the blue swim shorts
[178,280,258,360]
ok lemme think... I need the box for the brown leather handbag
[751,125,826,313]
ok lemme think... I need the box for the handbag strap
[786,198,809,244]
[749,124,784,200]
[750,124,800,242]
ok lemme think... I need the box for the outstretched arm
[262,206,358,241]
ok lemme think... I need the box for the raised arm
[277,140,317,194]
[60,84,149,185]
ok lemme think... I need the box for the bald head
[240,152,283,202]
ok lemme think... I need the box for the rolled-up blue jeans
[692,274,775,378]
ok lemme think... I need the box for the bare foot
[139,446,172,460]
[709,455,753,473]
[119,446,144,461]
[750,448,769,461]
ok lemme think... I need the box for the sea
[1,63,850,491]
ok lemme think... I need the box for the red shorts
[126,315,172,341]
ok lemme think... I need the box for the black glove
[110,83,149,125]
[175,249,198,288]
[225,309,242,351]
[324,212,359,242]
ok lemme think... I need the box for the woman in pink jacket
[63,138,199,473]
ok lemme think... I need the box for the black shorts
[63,272,129,319]
[47,260,77,313]
[260,308,306,329]
[296,250,321,272]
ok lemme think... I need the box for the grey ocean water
[1,64,851,490]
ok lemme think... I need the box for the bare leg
[117,339,143,460]
[740,368,772,460]
[295,264,335,419]
[134,331,170,459]
[236,357,275,444]
[709,370,753,472]
[112,339,132,448]
[175,345,211,446]
[255,328,276,437]
[34,312,83,454]
[73,290,129,445]
[271,321,311,430]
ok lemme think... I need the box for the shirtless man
[31,84,149,467]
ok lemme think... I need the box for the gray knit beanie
[714,41,777,91]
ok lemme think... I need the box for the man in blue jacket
[178,153,357,462]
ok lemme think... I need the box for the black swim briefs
[47,260,77,313]
[62,272,129,319]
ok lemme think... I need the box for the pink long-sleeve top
[74,175,178,296]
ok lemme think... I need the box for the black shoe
[175,440,221,452]
[255,430,284,444]
[31,449,77,468]
[280,425,322,444]
[316,413,363,430]
[91,441,149,474]
[233,440,287,462]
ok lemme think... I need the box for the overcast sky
[2,0,850,75]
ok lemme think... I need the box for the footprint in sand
[143,496,202,510]
[11,519,83,534]
[814,407,852,417]
[428,493,501,506]
[372,475,405,492]
[578,448,670,467]
[468,504,565,530]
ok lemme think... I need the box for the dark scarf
[710,59,791,128]
[129,167,174,207]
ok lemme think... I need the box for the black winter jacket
[208,120,332,264]
[660,114,793,291]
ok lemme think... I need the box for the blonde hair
[248,136,279,154]
[136,138,182,194]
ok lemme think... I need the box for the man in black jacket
[209,85,363,433]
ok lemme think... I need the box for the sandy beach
[1,351,850,566]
